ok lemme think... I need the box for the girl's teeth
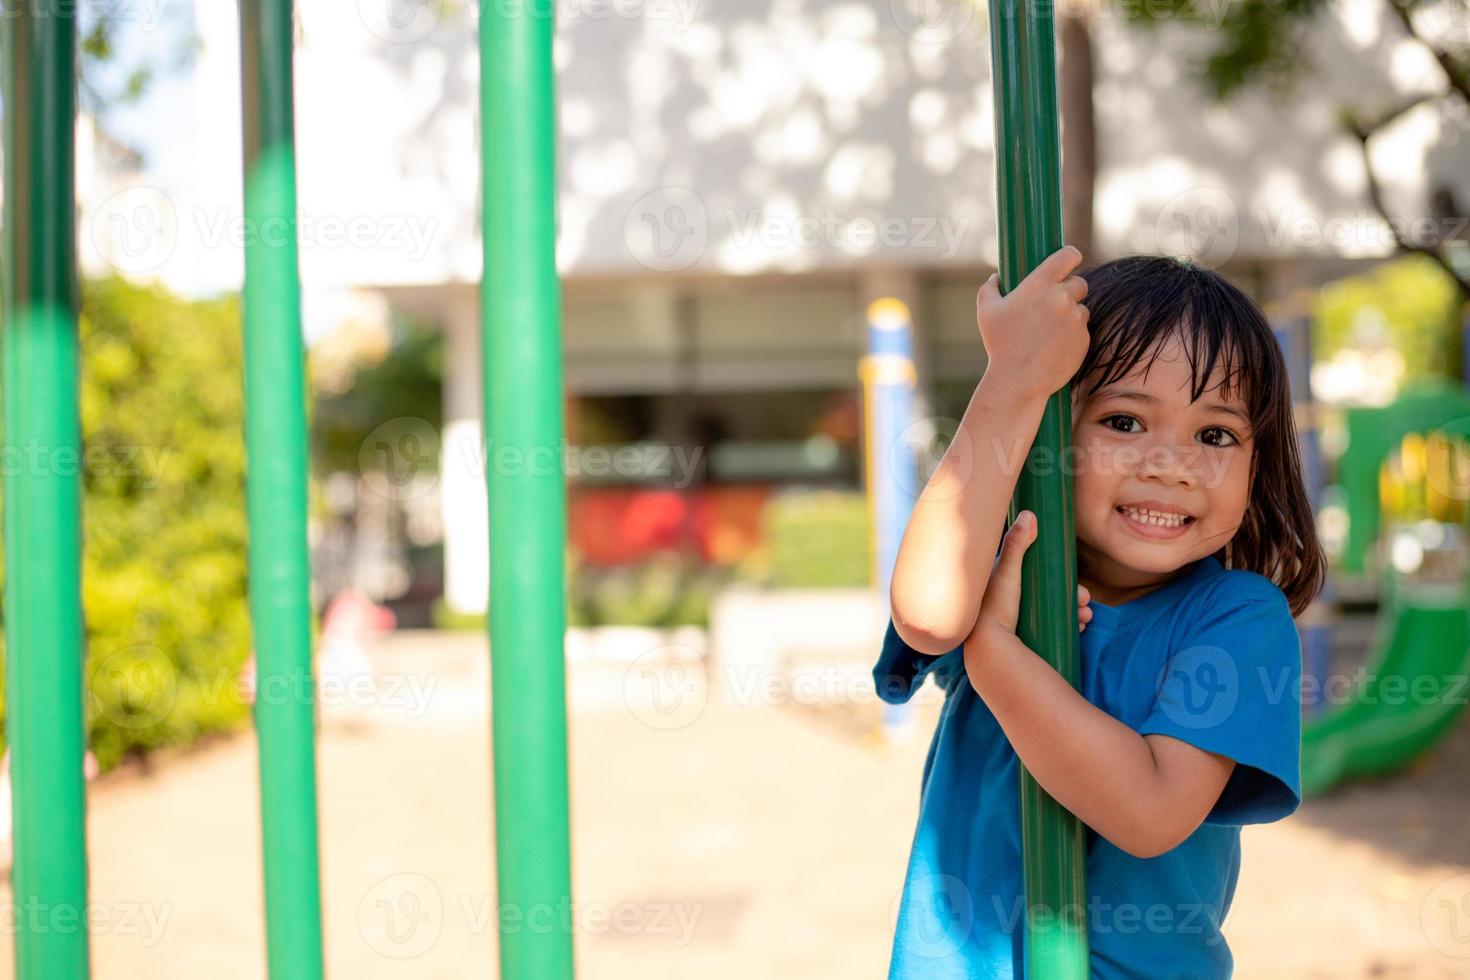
[1122,507,1188,527]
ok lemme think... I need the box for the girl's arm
[890,376,1048,653]
[890,246,1091,655]
[965,511,1236,859]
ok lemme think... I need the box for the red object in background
[322,589,398,634]
[688,485,770,565]
[569,489,687,564]
[569,485,772,567]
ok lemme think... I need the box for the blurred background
[2,0,1470,974]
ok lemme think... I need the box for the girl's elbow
[1112,822,1192,860]
[890,605,966,655]
[1117,835,1171,860]
[889,558,979,654]
[889,580,964,653]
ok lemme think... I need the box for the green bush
[570,552,723,628]
[439,548,726,630]
[760,489,871,589]
[1,277,254,771]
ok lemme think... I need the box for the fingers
[1001,510,1036,561]
[987,514,1034,605]
[987,515,1096,635]
[976,272,1002,311]
[981,510,1035,623]
[1061,274,1089,304]
[1032,244,1084,283]
[996,512,1035,579]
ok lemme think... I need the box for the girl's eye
[1200,427,1239,448]
[1100,414,1139,434]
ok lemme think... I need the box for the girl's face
[1071,336,1255,606]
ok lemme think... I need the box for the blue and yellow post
[861,299,921,738]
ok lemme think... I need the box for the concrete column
[442,288,490,615]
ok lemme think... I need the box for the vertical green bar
[479,2,575,977]
[987,0,1089,975]
[238,2,326,976]
[0,4,91,977]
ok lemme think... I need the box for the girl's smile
[1114,500,1196,540]
[1071,337,1255,606]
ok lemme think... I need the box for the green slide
[1301,381,1470,797]
[1301,575,1470,797]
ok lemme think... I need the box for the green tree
[1133,0,1470,299]
[310,316,443,477]
[2,277,253,770]
[1314,254,1464,381]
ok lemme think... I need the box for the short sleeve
[872,617,962,704]
[1136,578,1302,826]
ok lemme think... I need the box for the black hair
[1072,255,1326,616]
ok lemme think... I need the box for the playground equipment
[2,10,90,978]
[1300,381,1470,795]
[1336,382,1470,578]
[987,2,1089,976]
[861,298,922,738]
[1,2,571,978]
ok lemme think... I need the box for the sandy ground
[0,628,1466,978]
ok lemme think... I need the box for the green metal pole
[0,4,92,977]
[987,0,1089,975]
[238,2,326,976]
[480,3,576,978]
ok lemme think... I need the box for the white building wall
[172,0,1465,297]
[167,0,1468,614]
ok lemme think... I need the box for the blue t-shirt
[874,553,1301,979]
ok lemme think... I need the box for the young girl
[874,246,1327,978]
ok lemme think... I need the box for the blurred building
[87,0,1470,613]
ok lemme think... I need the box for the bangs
[1072,257,1282,440]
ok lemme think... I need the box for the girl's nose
[1138,442,1201,484]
